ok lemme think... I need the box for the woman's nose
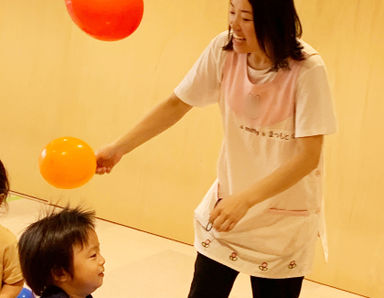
[230,15,240,30]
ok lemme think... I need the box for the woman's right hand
[95,143,124,174]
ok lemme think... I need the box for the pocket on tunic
[214,208,319,257]
[267,208,311,216]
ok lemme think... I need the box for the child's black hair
[0,160,10,207]
[18,207,96,296]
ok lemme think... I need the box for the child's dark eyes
[90,253,97,258]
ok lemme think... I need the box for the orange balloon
[39,137,96,189]
[65,0,144,41]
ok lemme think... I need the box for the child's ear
[51,268,70,283]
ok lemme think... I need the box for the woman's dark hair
[0,160,10,206]
[18,207,96,296]
[224,0,305,71]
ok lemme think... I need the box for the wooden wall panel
[0,0,383,296]
[295,0,384,297]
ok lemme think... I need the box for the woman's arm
[210,135,324,232]
[0,280,24,298]
[96,93,193,174]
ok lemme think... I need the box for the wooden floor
[1,197,365,298]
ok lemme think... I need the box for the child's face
[69,229,105,296]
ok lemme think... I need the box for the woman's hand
[95,144,124,174]
[209,136,324,232]
[209,195,251,232]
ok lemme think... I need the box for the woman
[96,0,337,297]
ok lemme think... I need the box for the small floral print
[288,260,297,269]
[229,252,238,261]
[201,239,211,248]
[259,262,268,271]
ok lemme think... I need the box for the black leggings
[188,253,304,298]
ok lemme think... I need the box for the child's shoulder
[41,286,69,298]
[41,286,93,298]
[0,224,17,249]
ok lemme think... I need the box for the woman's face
[228,0,260,54]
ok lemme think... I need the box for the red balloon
[65,0,144,41]
[39,137,96,189]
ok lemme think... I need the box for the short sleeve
[2,233,23,285]
[295,55,337,137]
[174,32,228,107]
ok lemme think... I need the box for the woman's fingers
[96,166,110,174]
[95,157,113,174]
[211,212,236,232]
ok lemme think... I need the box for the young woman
[96,0,337,297]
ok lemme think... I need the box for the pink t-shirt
[174,32,337,278]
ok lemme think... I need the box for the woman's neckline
[244,54,282,87]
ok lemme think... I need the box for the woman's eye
[90,254,97,258]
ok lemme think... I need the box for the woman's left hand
[209,195,251,232]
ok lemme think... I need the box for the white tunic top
[174,32,337,278]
